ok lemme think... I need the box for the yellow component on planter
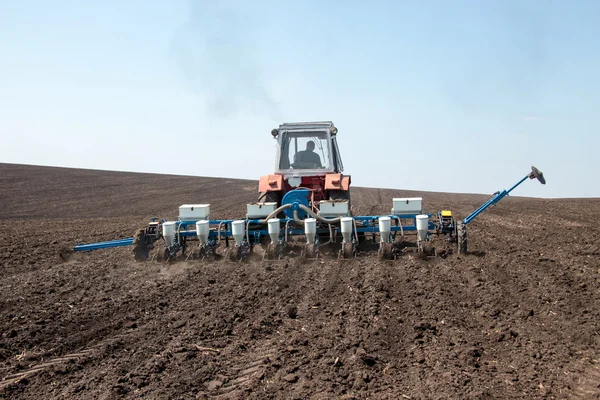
[441,210,452,217]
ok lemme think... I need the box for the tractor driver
[294,140,322,168]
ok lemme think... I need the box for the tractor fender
[325,173,351,191]
[258,174,283,192]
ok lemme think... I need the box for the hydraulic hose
[324,223,334,245]
[285,219,291,242]
[258,203,293,224]
[217,222,225,244]
[298,204,342,224]
[292,210,304,225]
[257,202,343,225]
[292,210,334,246]
[392,216,404,237]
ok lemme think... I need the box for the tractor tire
[258,191,281,206]
[457,221,467,255]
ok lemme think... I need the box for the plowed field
[1,163,599,399]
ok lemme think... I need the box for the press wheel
[457,221,467,255]
[341,242,355,259]
[304,243,318,259]
[229,247,242,262]
[379,242,393,260]
[132,229,149,261]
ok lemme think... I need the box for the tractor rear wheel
[457,221,467,255]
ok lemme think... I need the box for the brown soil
[1,163,600,399]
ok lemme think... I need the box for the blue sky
[1,0,598,198]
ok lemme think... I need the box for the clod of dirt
[468,348,483,358]
[206,380,223,391]
[362,356,377,367]
[51,364,70,375]
[283,374,299,383]
[286,304,298,319]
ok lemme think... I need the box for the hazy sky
[1,1,598,198]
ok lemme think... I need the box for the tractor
[71,120,546,262]
[258,122,351,209]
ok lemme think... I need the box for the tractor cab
[272,122,344,177]
[259,121,350,206]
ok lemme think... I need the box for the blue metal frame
[73,238,134,252]
[174,214,434,239]
[73,213,436,252]
[463,174,529,225]
[72,166,543,253]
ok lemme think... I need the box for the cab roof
[278,121,335,131]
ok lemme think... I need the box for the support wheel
[418,243,436,259]
[304,243,318,259]
[266,243,277,259]
[192,246,206,260]
[132,229,149,261]
[379,242,393,260]
[229,247,242,262]
[199,246,208,259]
[154,246,165,261]
[457,221,467,255]
[340,242,355,259]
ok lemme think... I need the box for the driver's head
[306,141,315,151]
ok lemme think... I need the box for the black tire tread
[457,221,467,255]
